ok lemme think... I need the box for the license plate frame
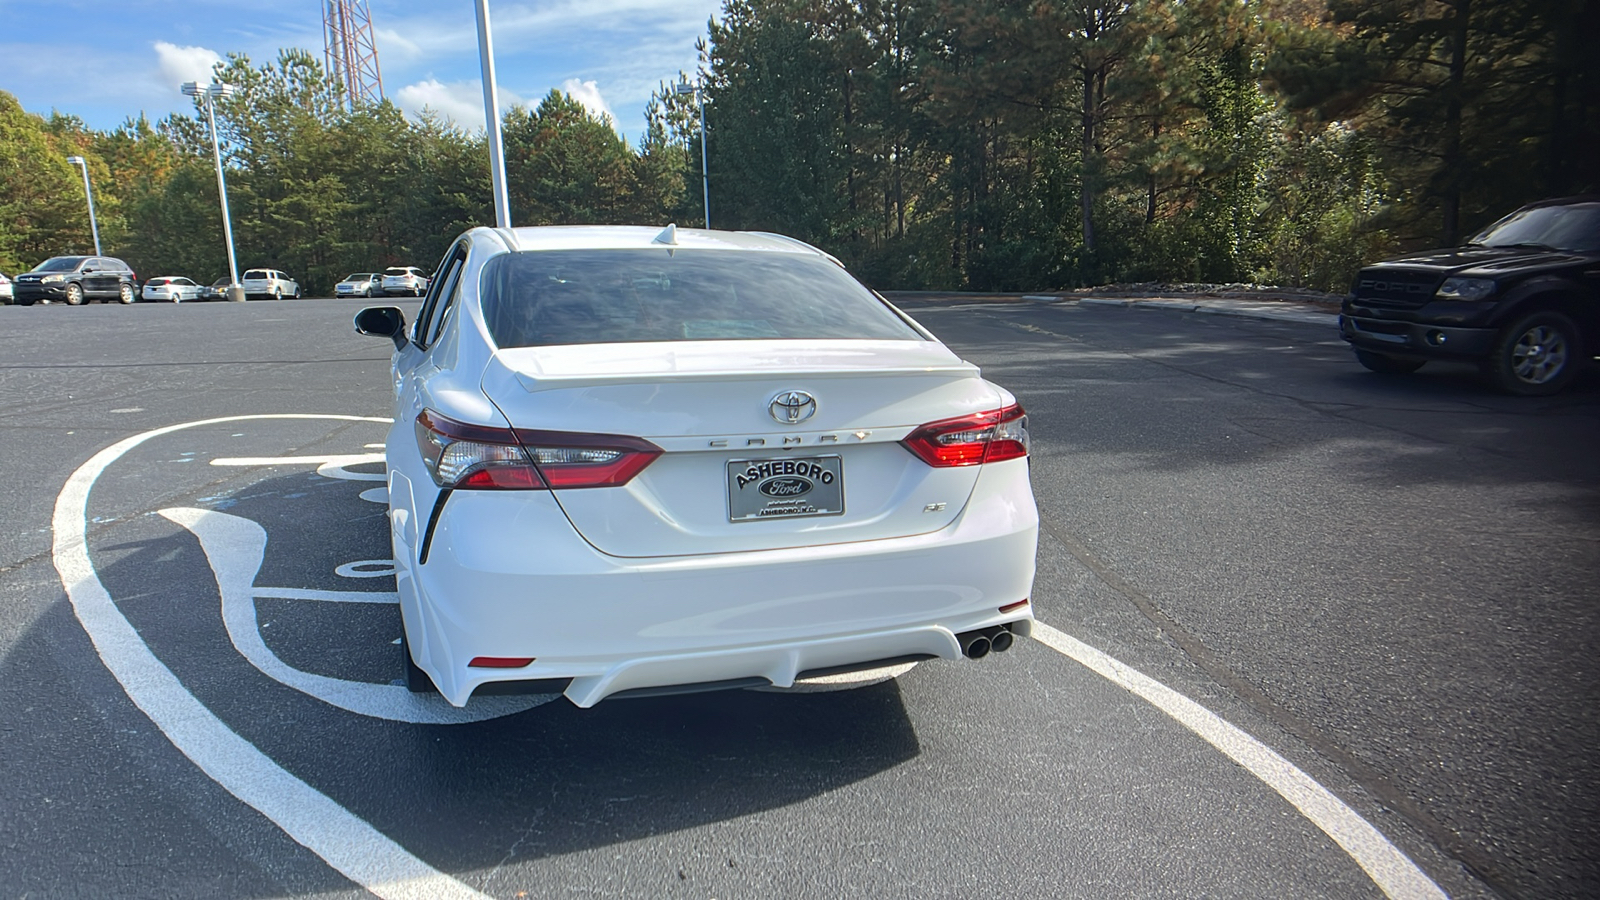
[727,455,845,522]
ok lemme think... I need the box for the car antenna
[652,223,678,246]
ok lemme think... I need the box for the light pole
[474,0,512,228]
[64,156,103,256]
[182,80,244,301]
[675,78,710,229]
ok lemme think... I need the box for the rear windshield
[479,249,924,348]
[149,278,172,285]
[34,257,88,272]
[385,267,414,276]
[243,269,269,279]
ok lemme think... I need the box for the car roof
[484,225,829,258]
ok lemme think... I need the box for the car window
[244,269,268,279]
[426,263,466,347]
[413,244,466,347]
[35,257,87,273]
[479,249,925,348]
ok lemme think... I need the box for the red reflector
[468,657,535,668]
[999,599,1030,613]
[457,466,546,489]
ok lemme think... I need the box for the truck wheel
[1484,310,1580,396]
[1353,348,1425,375]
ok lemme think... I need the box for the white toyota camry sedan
[354,224,1038,707]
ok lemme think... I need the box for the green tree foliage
[0,95,102,272]
[696,0,1594,290]
[3,1,1591,294]
[0,52,684,292]
[1267,0,1600,246]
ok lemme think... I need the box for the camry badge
[769,391,817,425]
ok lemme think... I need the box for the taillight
[415,410,661,489]
[901,404,1028,467]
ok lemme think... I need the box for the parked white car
[336,273,383,297]
[0,272,12,304]
[141,276,203,303]
[354,225,1038,708]
[241,268,299,300]
[382,265,428,297]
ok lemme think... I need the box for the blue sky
[1,0,722,143]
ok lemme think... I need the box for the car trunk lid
[481,339,1000,557]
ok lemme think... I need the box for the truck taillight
[901,404,1028,467]
[415,411,661,489]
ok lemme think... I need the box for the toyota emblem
[769,391,817,424]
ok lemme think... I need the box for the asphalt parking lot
[1,297,1594,899]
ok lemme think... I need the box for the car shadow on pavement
[48,467,924,891]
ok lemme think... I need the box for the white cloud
[559,79,616,127]
[394,78,524,131]
[374,28,423,63]
[153,41,224,87]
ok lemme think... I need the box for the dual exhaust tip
[957,623,1024,660]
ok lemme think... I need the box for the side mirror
[354,306,408,350]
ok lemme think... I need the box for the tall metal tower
[322,0,384,108]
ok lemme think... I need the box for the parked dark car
[200,277,232,301]
[1340,196,1600,395]
[12,255,139,306]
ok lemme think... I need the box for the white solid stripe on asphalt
[55,413,1449,900]
[1030,622,1447,900]
[53,414,491,900]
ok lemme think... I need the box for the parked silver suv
[382,266,428,297]
[241,268,300,300]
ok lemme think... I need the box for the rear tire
[118,283,135,305]
[65,283,85,306]
[1483,310,1581,396]
[1354,348,1425,375]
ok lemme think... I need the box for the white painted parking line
[210,453,388,482]
[1030,622,1447,900]
[252,587,400,604]
[335,559,397,579]
[56,413,1450,899]
[159,505,549,725]
[55,414,492,900]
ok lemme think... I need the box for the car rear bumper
[1340,314,1496,360]
[395,459,1038,707]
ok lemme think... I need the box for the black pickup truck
[1340,196,1600,394]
